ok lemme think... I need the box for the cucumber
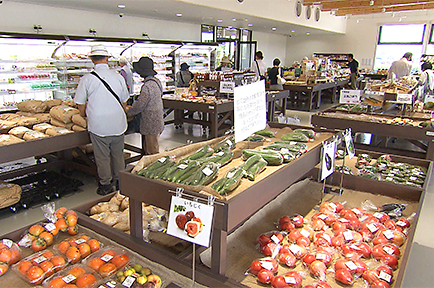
[159,159,188,180]
[186,145,214,160]
[187,162,219,186]
[274,141,308,151]
[264,143,301,153]
[246,135,265,142]
[241,154,263,172]
[254,130,275,138]
[212,166,244,195]
[263,145,299,163]
[211,177,229,194]
[293,129,316,139]
[213,136,235,152]
[199,151,233,167]
[242,149,283,166]
[176,164,202,183]
[167,160,197,182]
[149,161,177,179]
[137,156,172,176]
[281,132,309,142]
[245,157,267,181]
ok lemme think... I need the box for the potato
[102,213,121,226]
[120,197,129,211]
[109,195,121,206]
[113,221,129,231]
[89,205,101,215]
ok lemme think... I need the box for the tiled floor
[0,107,433,286]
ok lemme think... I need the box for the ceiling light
[217,19,223,22]
[370,0,374,5]
[291,30,295,33]
[176,13,182,17]
[117,4,126,9]
[247,23,253,27]
[272,27,277,31]
[228,26,233,28]
[232,18,237,21]
[306,32,311,35]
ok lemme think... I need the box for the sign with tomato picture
[166,196,214,247]
[320,140,336,181]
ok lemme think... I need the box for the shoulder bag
[255,60,266,80]
[91,71,124,108]
[277,67,286,85]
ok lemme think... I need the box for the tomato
[66,246,81,263]
[9,246,20,265]
[39,231,54,246]
[98,262,117,277]
[55,218,68,232]
[0,248,11,263]
[0,263,8,276]
[66,214,78,227]
[48,276,66,288]
[381,254,398,270]
[271,275,289,288]
[111,254,129,269]
[101,249,117,257]
[39,260,54,277]
[57,240,71,254]
[87,239,100,253]
[257,234,271,246]
[87,258,104,271]
[249,260,263,275]
[68,266,86,278]
[76,273,97,288]
[28,224,45,237]
[372,280,391,288]
[363,269,380,284]
[78,235,90,241]
[67,225,79,235]
[257,268,274,284]
[78,243,91,258]
[50,255,66,272]
[17,260,32,275]
[64,285,79,288]
[65,210,77,218]
[296,236,311,247]
[31,238,47,252]
[55,207,68,220]
[26,266,44,284]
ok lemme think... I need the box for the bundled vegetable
[212,136,235,152]
[137,156,173,176]
[281,132,309,142]
[198,150,233,167]
[186,145,214,160]
[242,149,283,166]
[254,130,276,138]
[184,162,219,186]
[262,145,298,163]
[212,166,244,195]
[246,135,265,142]
[293,128,316,139]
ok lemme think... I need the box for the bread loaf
[22,130,49,141]
[51,118,74,130]
[50,105,80,124]
[8,126,32,138]
[71,114,87,128]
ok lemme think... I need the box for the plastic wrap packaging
[53,234,103,264]
[45,99,63,109]
[8,126,32,138]
[22,130,49,141]
[83,246,132,278]
[0,120,18,130]
[32,123,54,133]
[71,114,87,128]
[0,113,20,120]
[72,124,86,132]
[50,118,74,130]
[45,127,73,136]
[15,116,39,126]
[0,181,22,209]
[0,238,21,278]
[42,264,101,288]
[17,222,59,251]
[108,257,163,288]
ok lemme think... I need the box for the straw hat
[88,44,110,57]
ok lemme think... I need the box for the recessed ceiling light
[247,23,253,27]
[217,19,223,22]
[228,26,233,28]
[117,4,126,9]
[306,32,311,35]
[232,18,237,21]
[176,13,182,17]
[291,30,295,33]
[240,27,244,30]
[271,27,277,31]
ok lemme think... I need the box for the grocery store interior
[1,0,434,287]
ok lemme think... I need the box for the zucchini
[242,149,283,166]
[212,166,244,195]
[254,130,275,138]
[281,132,309,143]
[246,135,265,142]
[167,160,197,182]
[137,156,172,176]
[198,150,233,167]
[187,162,219,186]
[186,145,214,160]
[245,157,267,181]
[293,129,316,139]
[213,136,235,152]
[149,161,177,179]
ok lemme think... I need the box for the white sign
[234,80,267,143]
[167,196,214,247]
[220,81,235,93]
[340,89,361,104]
[320,140,336,180]
[364,90,385,97]
[396,93,413,104]
[344,131,355,159]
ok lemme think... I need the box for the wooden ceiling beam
[334,1,434,15]
[321,0,434,11]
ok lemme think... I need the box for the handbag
[277,67,286,85]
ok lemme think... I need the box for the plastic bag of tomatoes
[83,247,132,278]
[41,203,79,236]
[42,264,101,288]
[53,234,103,264]
[18,222,60,252]
[0,238,21,277]
[12,250,67,285]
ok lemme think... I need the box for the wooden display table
[283,81,338,111]
[266,90,289,122]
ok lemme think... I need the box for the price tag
[343,231,354,241]
[396,220,407,227]
[359,215,369,222]
[318,214,327,220]
[75,239,86,245]
[383,230,394,240]
[345,261,358,270]
[290,141,297,145]
[383,246,395,255]
[396,93,412,104]
[101,254,114,262]
[280,148,290,154]
[409,176,417,181]
[45,223,56,232]
[316,253,327,260]
[386,177,394,181]
[379,271,392,283]
[2,239,13,248]
[374,212,384,219]
[216,151,225,156]
[340,89,361,104]
[352,208,361,215]
[271,235,281,244]
[289,245,301,255]
[260,261,274,270]
[322,233,331,243]
[226,139,233,146]
[367,223,379,233]
[62,274,76,284]
[284,276,297,284]
[300,229,310,238]
[329,202,337,210]
[158,157,167,163]
[339,218,349,223]
[33,256,47,264]
[105,281,117,288]
[425,131,434,136]
[122,276,136,288]
[220,81,235,93]
[424,94,434,104]
[202,167,213,176]
[227,171,235,178]
[177,164,188,169]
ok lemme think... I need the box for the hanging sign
[396,93,412,104]
[234,80,267,143]
[344,130,355,159]
[340,89,361,104]
[220,81,235,93]
[320,140,336,181]
[166,196,214,247]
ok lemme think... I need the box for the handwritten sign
[320,140,336,181]
[166,196,214,247]
[220,81,235,93]
[340,89,361,104]
[396,94,412,104]
[234,80,267,143]
[344,131,355,159]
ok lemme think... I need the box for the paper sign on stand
[344,130,355,159]
[166,196,214,247]
[220,81,235,93]
[396,94,412,104]
[340,89,361,104]
[234,80,267,143]
[320,140,336,181]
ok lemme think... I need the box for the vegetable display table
[284,81,338,111]
[266,90,289,122]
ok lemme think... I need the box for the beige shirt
[387,58,412,80]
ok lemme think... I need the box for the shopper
[176,62,194,87]
[216,56,233,72]
[250,51,267,81]
[127,56,164,155]
[387,52,413,80]
[268,58,284,90]
[74,44,129,195]
[417,61,434,102]
[348,54,359,89]
[119,56,134,94]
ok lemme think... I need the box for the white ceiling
[11,0,338,36]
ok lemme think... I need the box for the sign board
[234,80,267,143]
[364,90,385,106]
[166,196,214,247]
[340,89,361,104]
[220,81,235,93]
[396,93,412,104]
[344,131,355,159]
[320,141,336,181]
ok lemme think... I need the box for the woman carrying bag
[268,58,285,90]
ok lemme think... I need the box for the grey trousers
[89,133,125,186]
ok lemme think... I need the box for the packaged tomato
[12,250,67,285]
[109,258,163,288]
[0,238,21,266]
[53,234,103,264]
[42,264,101,288]
[42,202,79,236]
[83,247,132,278]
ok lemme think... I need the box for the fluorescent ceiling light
[217,19,223,22]
[247,23,253,27]
[271,27,277,31]
[176,13,182,17]
[291,30,295,33]
[117,4,125,9]
[306,32,311,35]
